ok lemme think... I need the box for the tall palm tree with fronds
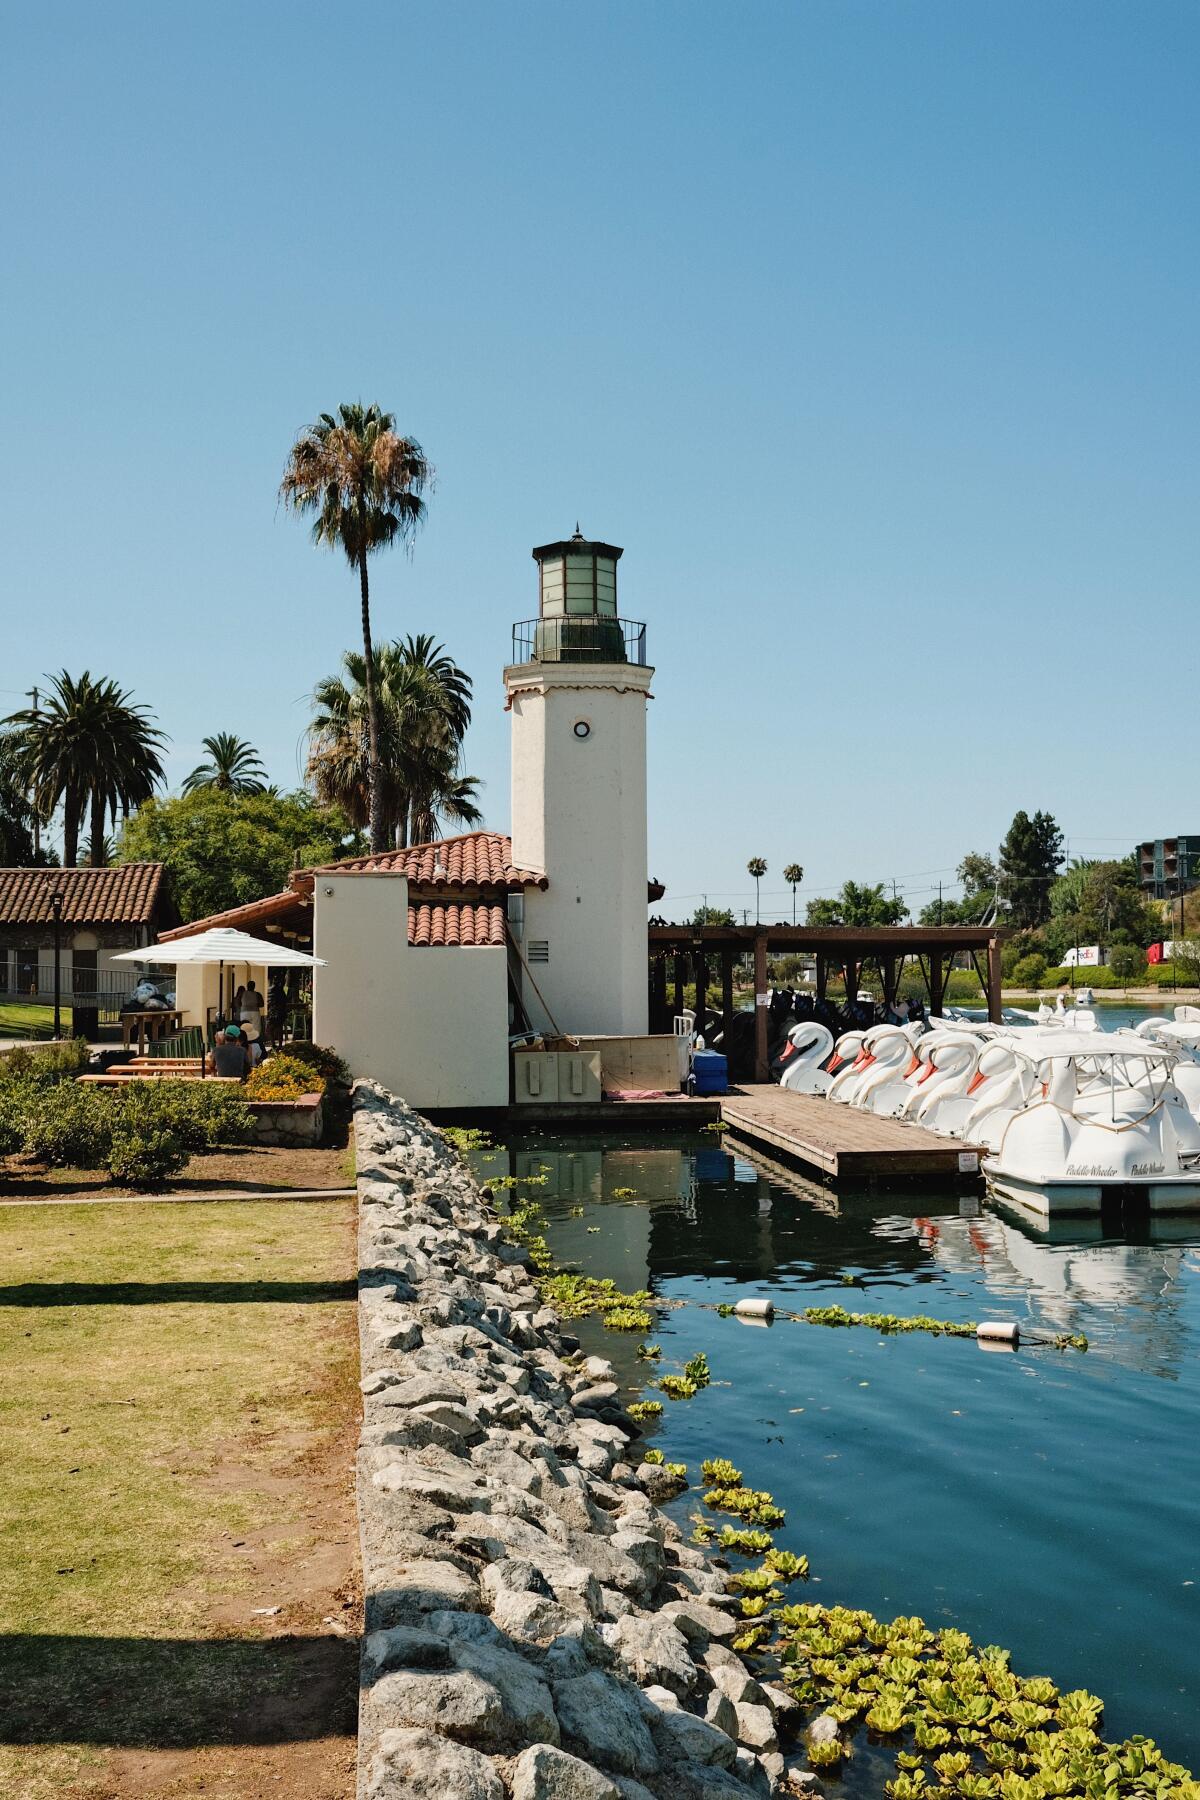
[183,733,267,795]
[747,856,768,924]
[783,862,804,925]
[280,403,432,852]
[308,637,480,848]
[3,672,165,865]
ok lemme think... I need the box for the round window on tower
[573,719,591,740]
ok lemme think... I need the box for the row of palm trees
[6,401,468,866]
[1,637,478,865]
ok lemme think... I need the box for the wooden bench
[77,1072,241,1087]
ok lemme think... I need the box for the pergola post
[721,947,735,1054]
[673,955,685,1022]
[694,946,708,1035]
[650,956,667,1032]
[754,930,769,1082]
[816,954,827,1002]
[987,935,1003,1024]
[929,950,945,1017]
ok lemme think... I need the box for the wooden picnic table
[120,1009,184,1054]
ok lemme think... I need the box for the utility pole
[26,685,39,860]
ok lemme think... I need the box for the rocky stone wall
[246,1093,324,1146]
[354,1082,804,1800]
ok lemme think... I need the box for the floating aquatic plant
[604,1306,654,1331]
[716,1303,735,1317]
[803,1304,978,1338]
[642,1447,664,1463]
[764,1547,809,1581]
[657,1350,712,1399]
[442,1125,494,1156]
[612,1187,637,1198]
[701,1458,743,1486]
[635,1342,661,1360]
[716,1525,774,1556]
[628,1400,664,1420]
[702,1484,786,1528]
[806,1736,847,1769]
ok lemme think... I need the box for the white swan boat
[981,1032,1200,1217]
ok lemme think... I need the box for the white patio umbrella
[113,928,324,1071]
[112,927,324,970]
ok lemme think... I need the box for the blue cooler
[691,1049,728,1095]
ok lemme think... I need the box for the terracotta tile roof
[0,864,167,927]
[315,830,546,891]
[160,889,308,941]
[408,899,507,948]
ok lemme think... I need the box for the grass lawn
[0,1198,360,1799]
[0,1000,71,1039]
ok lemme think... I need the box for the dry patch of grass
[0,1198,360,1797]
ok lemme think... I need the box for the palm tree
[3,672,165,865]
[281,403,432,852]
[308,637,480,848]
[183,733,267,795]
[783,862,804,925]
[747,857,767,924]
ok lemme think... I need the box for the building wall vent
[528,940,550,964]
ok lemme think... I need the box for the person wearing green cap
[211,1025,251,1080]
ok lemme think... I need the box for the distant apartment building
[1137,836,1200,899]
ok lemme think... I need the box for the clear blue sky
[3,3,1197,918]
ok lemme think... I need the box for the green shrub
[1011,954,1047,990]
[245,1055,325,1102]
[144,1081,254,1149]
[281,1041,350,1085]
[23,1084,114,1168]
[0,1037,91,1087]
[0,1093,27,1159]
[1039,966,1120,990]
[1108,944,1147,982]
[107,1124,189,1188]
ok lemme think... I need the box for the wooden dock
[720,1085,982,1183]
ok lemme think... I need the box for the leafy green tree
[0,733,39,863]
[4,671,166,865]
[691,904,735,927]
[1044,857,1159,962]
[183,733,268,796]
[308,636,480,847]
[1108,944,1146,983]
[747,857,767,923]
[998,809,1064,927]
[118,789,364,922]
[281,403,433,854]
[783,862,804,925]
[806,881,908,927]
[918,851,999,925]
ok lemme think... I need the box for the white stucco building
[161,530,657,1109]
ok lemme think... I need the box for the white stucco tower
[504,531,653,1037]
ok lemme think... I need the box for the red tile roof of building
[408,899,508,948]
[162,831,535,947]
[314,831,546,890]
[159,889,305,941]
[0,864,168,927]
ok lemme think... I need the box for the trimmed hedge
[245,1055,326,1102]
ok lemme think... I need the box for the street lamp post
[50,887,64,1041]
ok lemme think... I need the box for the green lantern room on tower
[513,529,646,667]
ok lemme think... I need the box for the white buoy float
[733,1297,775,1323]
[976,1320,1019,1345]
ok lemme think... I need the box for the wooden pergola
[647,923,1009,1082]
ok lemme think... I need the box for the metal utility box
[513,1048,603,1105]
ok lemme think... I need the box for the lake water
[484,1133,1200,1770]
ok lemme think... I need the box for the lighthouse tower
[505,531,653,1037]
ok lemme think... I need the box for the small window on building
[528,940,549,964]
